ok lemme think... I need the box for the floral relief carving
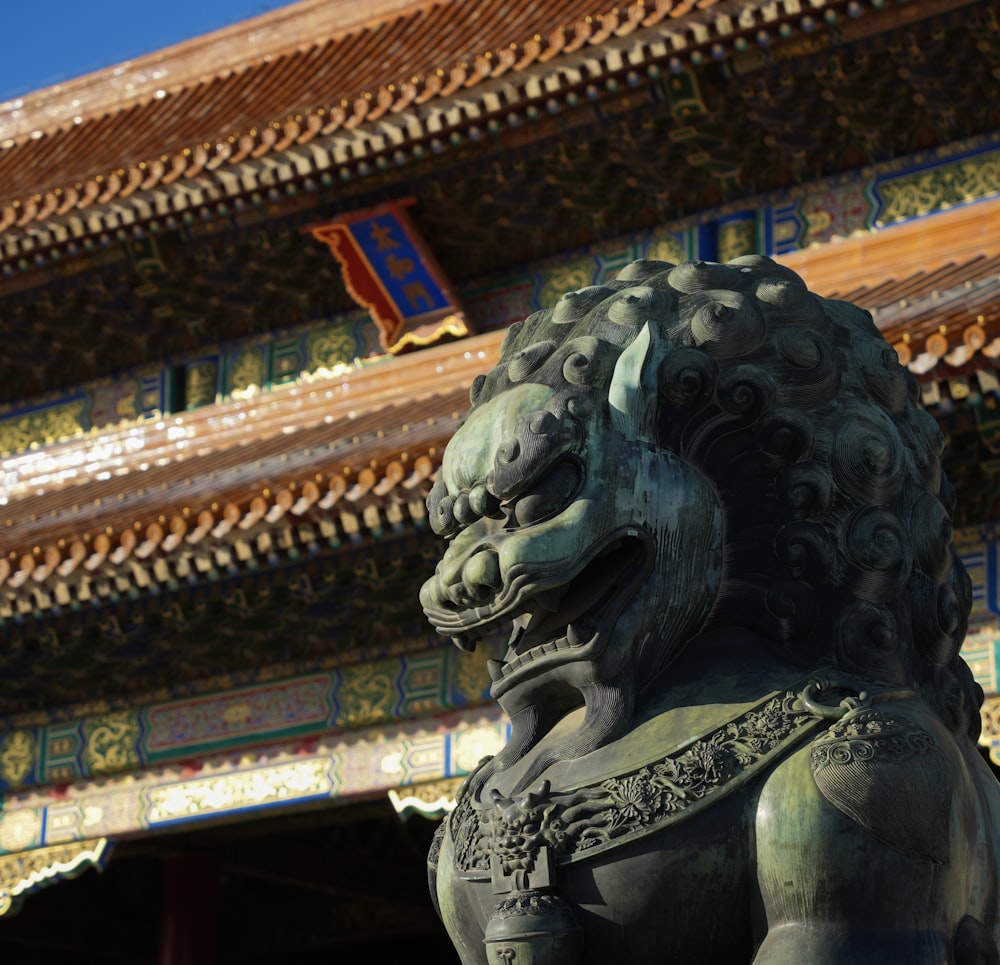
[450,690,818,874]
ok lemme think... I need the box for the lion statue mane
[422,256,1000,965]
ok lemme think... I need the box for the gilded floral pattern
[306,325,357,375]
[336,665,397,727]
[184,361,218,409]
[644,234,685,264]
[0,401,86,455]
[146,759,330,822]
[229,346,267,396]
[451,649,492,704]
[877,150,1000,225]
[82,713,140,776]
[538,258,596,309]
[0,731,35,787]
[717,218,756,263]
[0,811,41,853]
[0,839,108,913]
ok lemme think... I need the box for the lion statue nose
[441,548,502,609]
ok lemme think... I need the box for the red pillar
[157,853,218,965]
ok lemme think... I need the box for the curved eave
[0,0,949,261]
[783,195,1000,379]
[0,331,503,620]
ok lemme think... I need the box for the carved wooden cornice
[783,196,1000,379]
[0,332,502,620]
[0,838,109,916]
[0,0,967,262]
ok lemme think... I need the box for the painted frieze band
[0,524,996,846]
[0,640,500,793]
[3,523,1000,795]
[1,526,1000,799]
[2,130,999,457]
[0,705,509,856]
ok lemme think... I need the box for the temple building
[0,0,999,959]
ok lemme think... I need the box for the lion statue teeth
[421,256,1000,964]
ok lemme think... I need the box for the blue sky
[1,0,299,100]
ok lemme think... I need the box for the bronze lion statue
[420,256,1000,964]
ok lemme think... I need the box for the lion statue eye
[504,458,584,529]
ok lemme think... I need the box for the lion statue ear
[608,322,660,444]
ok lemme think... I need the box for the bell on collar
[484,889,581,965]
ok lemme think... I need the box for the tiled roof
[7,217,1000,619]
[0,331,503,620]
[784,196,1000,378]
[5,184,1000,613]
[0,0,862,255]
[841,256,1000,375]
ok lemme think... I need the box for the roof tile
[0,0,814,245]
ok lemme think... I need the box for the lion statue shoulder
[421,256,1000,965]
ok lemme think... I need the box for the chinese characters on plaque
[308,200,469,353]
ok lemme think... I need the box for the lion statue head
[420,256,979,789]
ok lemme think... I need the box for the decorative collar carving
[450,682,832,885]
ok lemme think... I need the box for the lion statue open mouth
[422,256,1000,964]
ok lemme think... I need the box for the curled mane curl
[461,255,978,740]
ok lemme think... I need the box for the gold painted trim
[0,837,110,916]
[387,314,470,355]
[388,777,463,819]
[980,695,1000,768]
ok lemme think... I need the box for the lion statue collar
[442,673,921,884]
